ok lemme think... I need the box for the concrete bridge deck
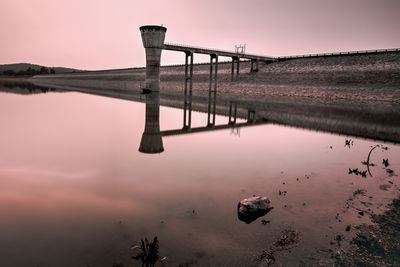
[164,43,276,62]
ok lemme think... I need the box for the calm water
[0,86,399,266]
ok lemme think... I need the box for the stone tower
[139,25,167,92]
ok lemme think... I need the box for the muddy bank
[332,195,400,266]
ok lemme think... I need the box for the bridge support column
[231,59,235,81]
[228,102,237,125]
[250,59,259,72]
[236,58,240,78]
[208,54,218,126]
[231,57,240,81]
[183,51,194,129]
[139,25,167,92]
[247,109,256,122]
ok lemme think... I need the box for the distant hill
[0,63,79,74]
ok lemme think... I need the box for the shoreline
[1,51,399,142]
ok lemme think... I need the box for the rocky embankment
[31,51,400,101]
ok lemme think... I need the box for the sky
[0,0,399,70]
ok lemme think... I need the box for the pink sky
[0,0,399,70]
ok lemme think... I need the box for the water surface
[0,87,399,266]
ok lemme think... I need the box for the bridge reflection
[3,81,399,145]
[139,91,263,153]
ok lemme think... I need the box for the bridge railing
[278,48,400,60]
[164,42,274,59]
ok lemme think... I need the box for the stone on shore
[237,196,273,224]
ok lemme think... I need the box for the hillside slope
[0,63,79,74]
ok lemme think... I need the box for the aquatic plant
[383,158,389,167]
[131,236,160,267]
[348,168,367,178]
[345,139,354,148]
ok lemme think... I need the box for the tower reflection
[139,92,164,153]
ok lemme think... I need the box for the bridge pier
[231,57,240,80]
[183,51,194,129]
[208,54,218,126]
[250,59,259,72]
[228,102,237,125]
[139,25,167,92]
[247,109,256,122]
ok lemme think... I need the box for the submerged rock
[237,196,273,224]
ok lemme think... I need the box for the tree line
[2,67,56,76]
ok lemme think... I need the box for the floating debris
[261,219,270,225]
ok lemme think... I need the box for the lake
[0,84,399,266]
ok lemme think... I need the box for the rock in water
[237,196,273,224]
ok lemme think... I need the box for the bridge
[164,42,276,80]
[140,25,400,96]
[163,43,276,119]
[163,43,275,62]
[140,24,277,129]
[139,25,278,95]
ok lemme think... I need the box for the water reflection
[0,81,399,266]
[4,79,399,144]
[0,80,57,94]
[139,92,163,153]
[139,89,266,153]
